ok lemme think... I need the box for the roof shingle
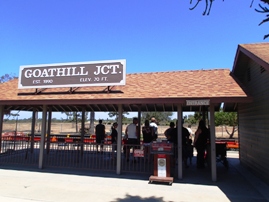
[0,69,248,103]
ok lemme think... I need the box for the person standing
[142,120,153,160]
[164,122,175,142]
[95,119,105,153]
[187,124,194,139]
[194,120,210,168]
[125,117,139,162]
[170,120,190,168]
[150,117,158,141]
[111,122,118,159]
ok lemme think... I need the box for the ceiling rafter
[58,105,66,112]
[73,106,79,111]
[66,106,73,111]
[52,105,58,112]
[102,104,109,111]
[95,104,101,111]
[145,104,149,112]
[87,105,94,111]
[111,104,117,112]
[13,106,20,110]
[128,104,132,111]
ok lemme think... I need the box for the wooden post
[137,105,141,144]
[46,107,52,154]
[39,105,47,169]
[89,111,95,135]
[81,107,85,155]
[116,104,123,175]
[30,110,36,153]
[177,104,183,179]
[210,104,217,181]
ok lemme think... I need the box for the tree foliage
[189,0,269,39]
[108,111,129,119]
[184,112,202,125]
[1,73,18,119]
[61,112,89,132]
[215,111,238,138]
[141,112,173,124]
[0,73,17,83]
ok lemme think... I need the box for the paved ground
[0,151,268,202]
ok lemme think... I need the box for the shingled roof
[0,68,251,113]
[232,42,269,75]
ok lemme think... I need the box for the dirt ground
[2,122,238,139]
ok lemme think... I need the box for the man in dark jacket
[95,119,105,152]
[170,120,190,168]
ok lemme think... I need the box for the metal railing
[0,136,156,175]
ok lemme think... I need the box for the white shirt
[187,127,193,136]
[150,122,158,134]
[127,123,137,139]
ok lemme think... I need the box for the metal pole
[177,104,183,179]
[209,104,217,181]
[39,105,47,169]
[116,104,123,175]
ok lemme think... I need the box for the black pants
[196,146,206,168]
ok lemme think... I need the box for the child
[186,138,194,165]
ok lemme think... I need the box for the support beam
[89,111,95,135]
[0,105,4,152]
[137,105,141,144]
[39,105,47,169]
[81,107,85,155]
[209,104,217,181]
[116,104,123,175]
[177,104,183,179]
[46,107,52,154]
[30,110,36,153]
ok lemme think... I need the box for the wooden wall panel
[238,59,269,184]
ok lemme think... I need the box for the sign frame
[18,59,126,89]
[186,99,210,106]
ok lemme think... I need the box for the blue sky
[0,0,268,119]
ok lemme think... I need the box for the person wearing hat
[150,117,158,141]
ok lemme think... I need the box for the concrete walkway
[0,151,268,202]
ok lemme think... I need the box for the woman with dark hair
[111,122,118,159]
[194,120,210,168]
[142,120,153,160]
